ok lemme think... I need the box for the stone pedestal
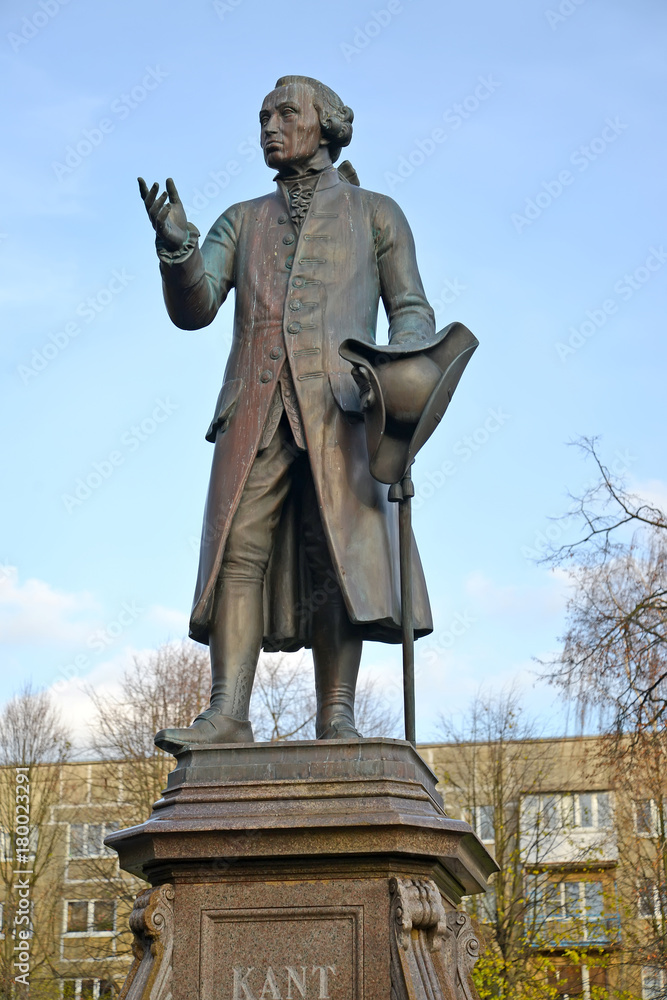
[108,739,497,1000]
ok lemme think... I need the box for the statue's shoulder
[342,181,403,210]
[345,184,410,227]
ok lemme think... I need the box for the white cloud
[463,569,570,618]
[0,565,188,652]
[47,636,204,755]
[146,604,190,636]
[48,645,145,754]
[413,647,572,742]
[0,565,99,645]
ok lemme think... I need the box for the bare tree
[591,727,667,995]
[72,642,213,991]
[89,642,401,806]
[250,652,401,741]
[82,643,400,978]
[540,437,667,733]
[250,654,317,741]
[0,685,72,999]
[535,437,667,994]
[0,683,72,768]
[88,640,211,821]
[434,689,617,999]
[354,676,402,738]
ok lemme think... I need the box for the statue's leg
[301,473,363,740]
[154,419,296,751]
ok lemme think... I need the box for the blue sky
[2,0,666,748]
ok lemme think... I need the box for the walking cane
[339,322,479,750]
[389,470,416,746]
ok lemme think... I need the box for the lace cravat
[281,173,320,229]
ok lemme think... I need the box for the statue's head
[260,76,353,171]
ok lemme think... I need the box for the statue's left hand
[350,364,376,411]
[138,176,190,251]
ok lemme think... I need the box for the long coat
[159,165,435,649]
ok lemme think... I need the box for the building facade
[420,735,667,1000]
[0,760,144,1000]
[2,736,666,999]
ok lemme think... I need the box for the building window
[642,967,667,1000]
[62,980,116,1000]
[474,805,495,843]
[0,829,11,862]
[477,885,497,923]
[92,901,115,932]
[574,791,612,829]
[548,881,604,922]
[550,964,606,1000]
[550,964,583,999]
[0,826,39,860]
[66,902,88,933]
[635,799,662,837]
[638,879,667,920]
[68,822,120,858]
[522,794,562,833]
[64,901,116,935]
[464,883,496,924]
[522,792,612,834]
[528,879,616,946]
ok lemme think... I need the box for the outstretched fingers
[139,176,186,240]
[148,190,168,225]
[165,177,181,204]
[140,179,160,213]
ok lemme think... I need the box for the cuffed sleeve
[374,196,436,346]
[155,224,201,265]
[159,208,240,330]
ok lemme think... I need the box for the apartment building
[420,735,667,1000]
[2,736,666,999]
[0,760,145,1000]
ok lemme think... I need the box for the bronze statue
[139,76,476,751]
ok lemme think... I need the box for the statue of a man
[139,76,436,750]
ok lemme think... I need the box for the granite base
[107,739,497,1000]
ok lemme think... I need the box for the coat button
[292,277,304,288]
[260,370,273,383]
[287,322,301,334]
[277,215,288,224]
[282,234,295,245]
[285,254,294,270]
[289,300,301,311]
[269,347,283,360]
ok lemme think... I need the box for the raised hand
[138,177,190,251]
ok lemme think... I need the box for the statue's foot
[317,716,363,740]
[154,707,254,754]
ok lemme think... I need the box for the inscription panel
[200,906,363,1000]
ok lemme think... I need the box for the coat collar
[273,165,341,194]
[274,166,341,229]
[313,165,341,192]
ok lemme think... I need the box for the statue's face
[259,83,326,170]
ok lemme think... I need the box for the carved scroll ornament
[117,884,174,1000]
[389,877,481,1000]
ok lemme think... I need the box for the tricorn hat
[339,322,479,485]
